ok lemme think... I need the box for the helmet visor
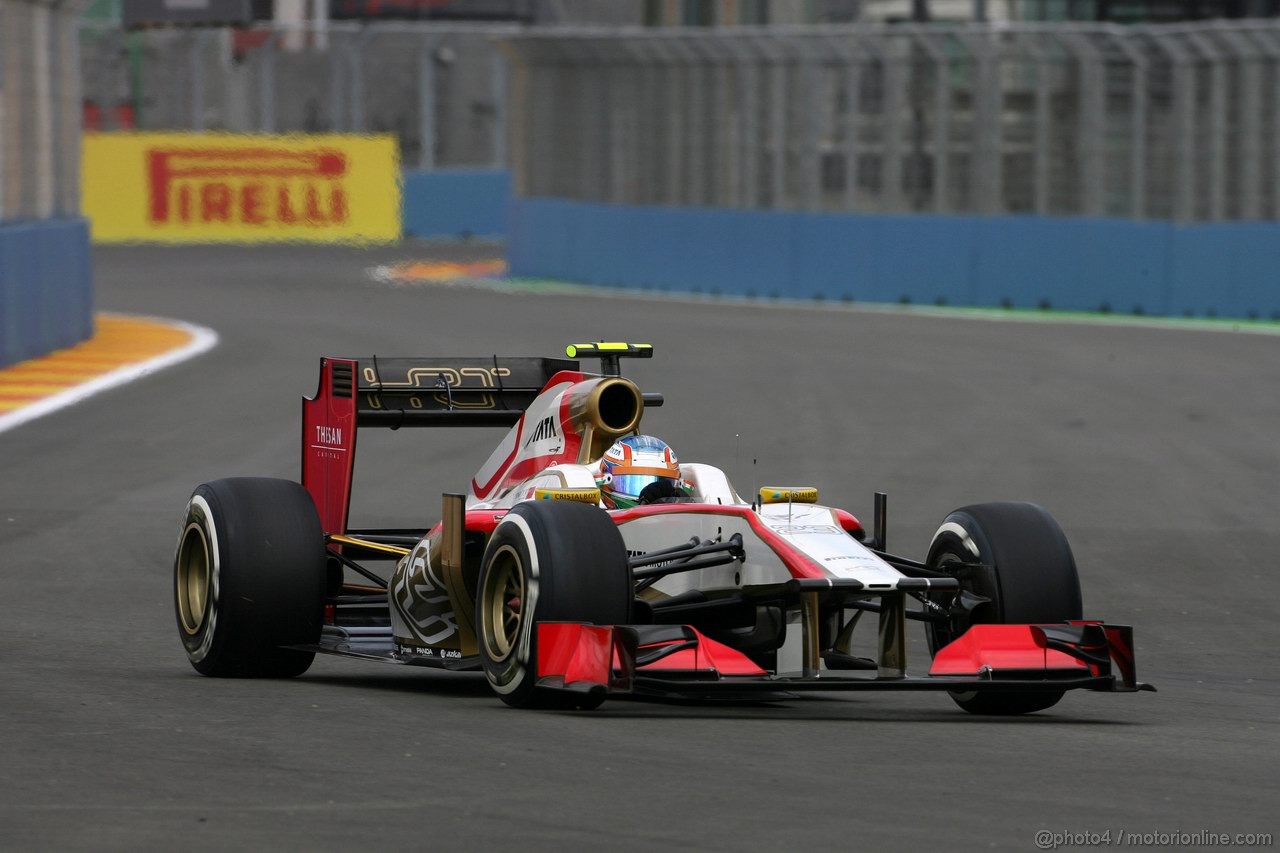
[608,473,669,500]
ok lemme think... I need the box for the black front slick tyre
[926,501,1083,716]
[475,500,631,710]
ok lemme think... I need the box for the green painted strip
[369,264,1280,337]
[499,277,1280,337]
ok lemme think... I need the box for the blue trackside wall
[507,199,1280,319]
[402,169,510,239]
[0,218,94,368]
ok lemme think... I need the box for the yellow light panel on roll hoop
[565,342,653,357]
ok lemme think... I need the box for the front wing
[536,621,1155,702]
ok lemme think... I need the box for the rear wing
[302,355,580,535]
[348,356,578,429]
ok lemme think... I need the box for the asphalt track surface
[2,244,1276,852]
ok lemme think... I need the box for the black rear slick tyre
[175,477,326,677]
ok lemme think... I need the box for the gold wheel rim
[176,523,211,636]
[482,546,524,663]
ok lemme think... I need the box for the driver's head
[597,435,690,509]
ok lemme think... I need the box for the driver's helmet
[597,435,691,509]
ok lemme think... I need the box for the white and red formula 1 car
[174,343,1153,713]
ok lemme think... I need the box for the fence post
[1246,26,1280,219]
[517,44,540,197]
[651,38,683,206]
[623,37,655,205]
[1059,31,1106,217]
[259,33,276,132]
[503,41,524,195]
[0,6,8,219]
[769,44,787,208]
[48,0,63,217]
[490,43,507,170]
[703,38,732,209]
[616,38,652,206]
[960,29,1002,214]
[727,36,752,208]
[59,1,84,216]
[347,33,365,133]
[672,38,706,207]
[1107,28,1147,219]
[572,42,602,202]
[418,36,438,169]
[33,1,55,218]
[745,36,782,210]
[588,39,611,203]
[642,39,667,206]
[881,34,907,212]
[1150,32,1194,222]
[1021,32,1053,215]
[910,29,951,214]
[841,34,863,211]
[327,33,345,133]
[539,57,562,198]
[848,31,890,212]
[3,4,32,218]
[1213,27,1259,221]
[1185,29,1226,222]
[800,42,822,211]
[191,30,207,131]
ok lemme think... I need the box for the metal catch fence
[77,20,1280,223]
[501,22,1280,222]
[78,21,518,169]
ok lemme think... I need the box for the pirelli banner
[82,133,401,244]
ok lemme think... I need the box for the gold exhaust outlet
[574,377,644,463]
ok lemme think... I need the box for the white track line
[0,315,219,436]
